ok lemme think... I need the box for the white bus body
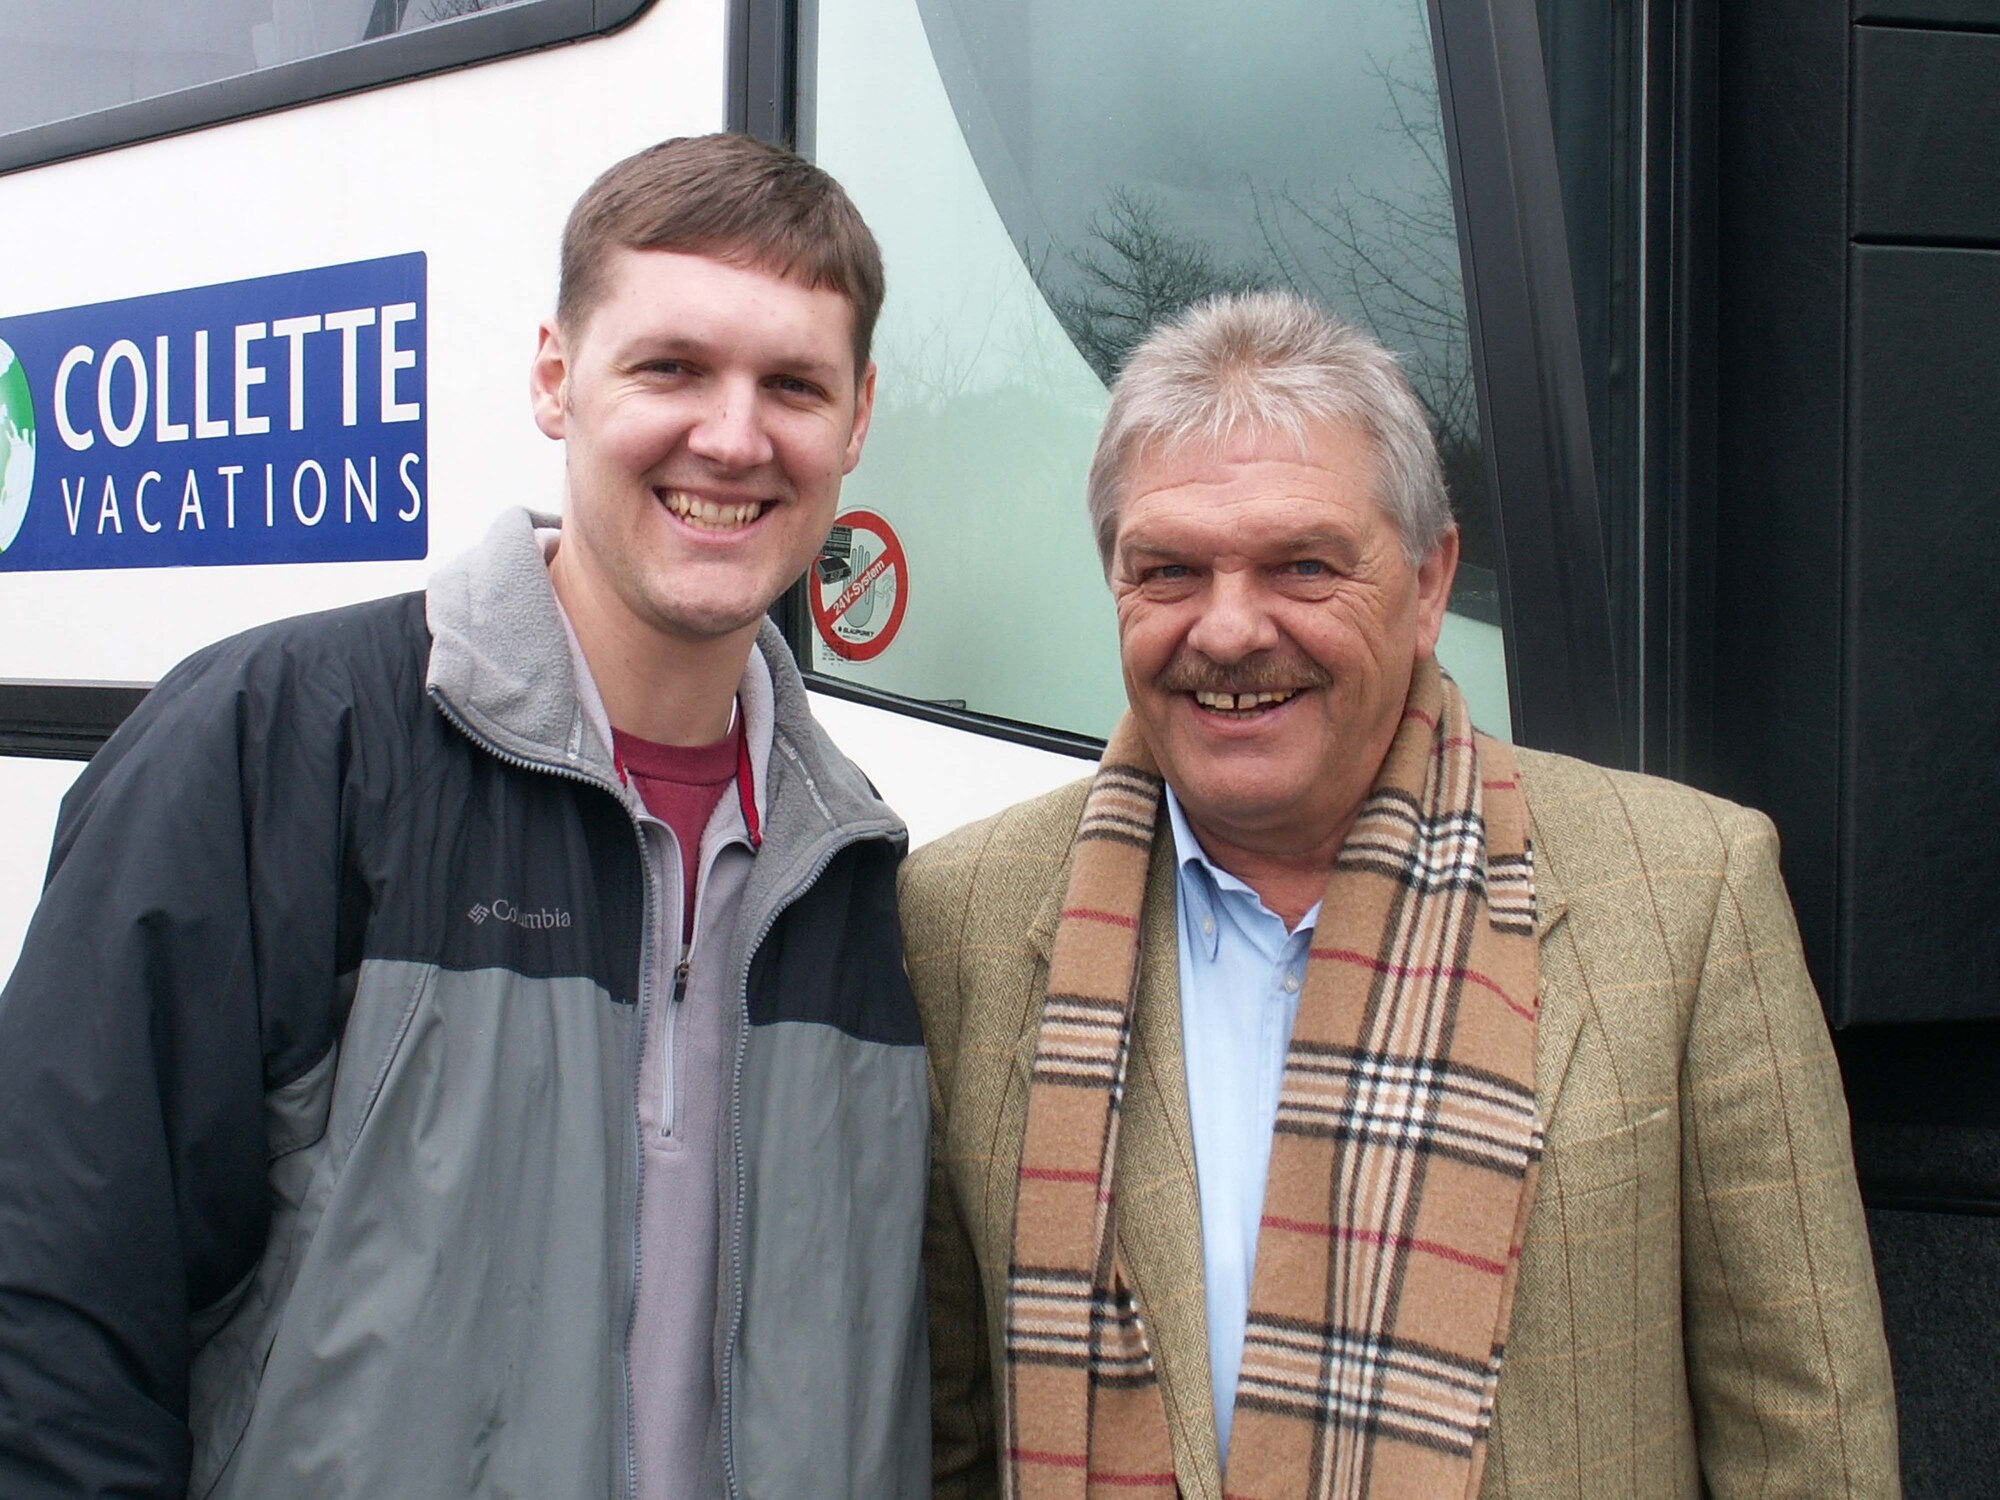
[0,0,1092,982]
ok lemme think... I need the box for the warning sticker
[810,509,908,663]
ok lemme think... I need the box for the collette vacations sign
[0,254,428,572]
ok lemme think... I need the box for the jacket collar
[1524,799,1582,1115]
[425,507,903,855]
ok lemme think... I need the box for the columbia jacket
[0,510,930,1499]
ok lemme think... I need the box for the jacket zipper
[428,689,654,1500]
[662,815,722,1141]
[716,821,899,1500]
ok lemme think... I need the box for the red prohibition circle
[809,509,910,663]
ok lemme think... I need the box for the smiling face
[532,248,875,658]
[1110,420,1457,861]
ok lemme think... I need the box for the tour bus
[0,0,1993,1491]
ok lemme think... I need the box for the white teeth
[1192,688,1299,712]
[662,490,763,530]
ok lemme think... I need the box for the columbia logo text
[467,898,572,930]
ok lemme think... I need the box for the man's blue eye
[1290,560,1327,576]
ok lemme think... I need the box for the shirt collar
[1164,785,1322,954]
[1165,786,1223,961]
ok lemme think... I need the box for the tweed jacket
[902,747,1899,1499]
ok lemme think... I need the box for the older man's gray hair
[1084,290,1453,571]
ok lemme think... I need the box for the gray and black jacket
[0,510,930,1499]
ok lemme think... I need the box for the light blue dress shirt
[1164,787,1320,1469]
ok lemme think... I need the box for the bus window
[0,0,652,171]
[800,0,1510,742]
[0,1,533,137]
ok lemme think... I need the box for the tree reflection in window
[914,1,1496,617]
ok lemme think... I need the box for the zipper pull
[661,957,689,1143]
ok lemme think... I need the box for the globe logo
[0,336,35,555]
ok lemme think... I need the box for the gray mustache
[1155,654,1332,695]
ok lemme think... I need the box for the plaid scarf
[1004,660,1541,1500]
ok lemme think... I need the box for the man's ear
[842,361,878,475]
[529,320,569,440]
[1413,524,1460,661]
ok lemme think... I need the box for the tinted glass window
[1538,0,1643,745]
[803,0,1510,741]
[0,0,537,137]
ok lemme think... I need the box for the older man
[903,291,1898,1499]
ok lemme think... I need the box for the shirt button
[1282,972,1300,993]
[1201,917,1215,937]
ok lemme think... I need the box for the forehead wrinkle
[1120,510,1365,564]
[1256,524,1361,558]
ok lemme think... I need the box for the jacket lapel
[1526,815,1582,1128]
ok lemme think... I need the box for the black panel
[382,750,646,1002]
[745,840,921,1045]
[1853,26,2000,244]
[1710,0,1849,996]
[1866,1207,2000,1499]
[1843,1023,2000,1133]
[1853,1116,2000,1203]
[1855,0,2000,24]
[1842,246,2000,1023]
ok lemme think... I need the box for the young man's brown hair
[557,132,886,370]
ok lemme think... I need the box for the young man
[904,291,1898,1498]
[0,135,928,1500]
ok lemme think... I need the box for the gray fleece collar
[425,506,902,845]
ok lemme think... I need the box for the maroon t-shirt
[612,721,742,940]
